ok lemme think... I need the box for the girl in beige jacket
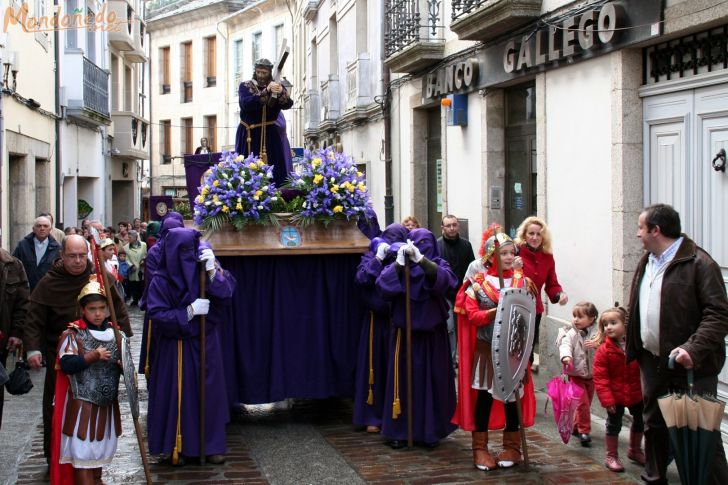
[556,301,598,447]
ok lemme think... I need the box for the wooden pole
[404,259,413,449]
[199,265,207,465]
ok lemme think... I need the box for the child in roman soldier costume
[452,225,537,471]
[51,277,123,485]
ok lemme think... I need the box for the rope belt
[240,117,276,162]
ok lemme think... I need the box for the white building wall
[445,94,483,241]
[544,55,614,322]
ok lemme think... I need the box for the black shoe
[579,433,592,447]
[572,429,580,437]
[207,454,225,464]
[389,440,406,449]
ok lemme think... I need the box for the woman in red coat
[592,307,645,472]
[513,216,568,371]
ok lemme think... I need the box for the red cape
[451,278,536,431]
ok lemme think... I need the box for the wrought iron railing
[385,0,444,58]
[83,57,110,117]
[451,0,486,22]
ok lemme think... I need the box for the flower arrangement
[193,151,279,232]
[284,146,375,226]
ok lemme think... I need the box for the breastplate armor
[474,288,497,343]
[70,329,121,407]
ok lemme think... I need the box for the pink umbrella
[547,370,585,444]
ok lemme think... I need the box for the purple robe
[375,229,458,444]
[146,228,236,457]
[234,80,293,186]
[138,213,184,374]
[352,224,408,428]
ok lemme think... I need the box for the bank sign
[482,0,662,87]
[423,0,662,99]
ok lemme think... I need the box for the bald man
[12,216,61,291]
[24,235,131,464]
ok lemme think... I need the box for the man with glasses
[437,215,474,367]
[23,235,131,467]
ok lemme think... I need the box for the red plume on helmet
[479,223,503,258]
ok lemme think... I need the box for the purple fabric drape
[217,253,366,405]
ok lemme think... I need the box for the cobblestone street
[2,306,680,484]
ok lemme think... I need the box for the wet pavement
[1,306,683,484]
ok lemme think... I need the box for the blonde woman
[513,216,568,372]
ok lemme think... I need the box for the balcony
[126,18,147,63]
[109,0,134,51]
[111,112,149,159]
[342,53,372,124]
[384,0,445,73]
[303,87,320,137]
[303,0,320,21]
[65,53,111,126]
[450,0,542,43]
[319,76,340,132]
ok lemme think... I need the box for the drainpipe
[54,1,63,229]
[0,38,5,245]
[382,4,393,225]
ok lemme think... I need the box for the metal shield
[120,335,140,419]
[491,287,536,402]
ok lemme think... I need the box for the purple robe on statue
[353,224,409,429]
[146,228,236,457]
[138,213,184,374]
[376,228,458,444]
[234,79,293,186]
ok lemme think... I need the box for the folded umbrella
[547,368,584,444]
[658,356,725,485]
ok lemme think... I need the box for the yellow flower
[249,162,258,169]
[255,190,263,197]
[330,184,339,193]
[312,158,322,167]
[201,186,210,196]
[236,202,243,211]
[333,205,343,213]
[195,195,204,204]
[213,180,220,187]
[358,183,366,192]
[221,205,230,213]
[212,195,221,205]
[235,155,244,162]
[257,160,265,168]
[313,174,323,184]
[347,184,355,193]
[356,171,363,177]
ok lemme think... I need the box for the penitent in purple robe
[138,213,184,375]
[352,224,409,429]
[376,228,458,444]
[146,228,236,457]
[234,79,293,186]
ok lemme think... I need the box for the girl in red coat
[592,307,645,472]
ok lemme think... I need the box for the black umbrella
[658,356,725,485]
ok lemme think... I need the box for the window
[86,7,96,62]
[205,36,216,87]
[160,46,170,94]
[204,115,217,152]
[252,32,262,65]
[124,65,132,111]
[65,0,77,48]
[233,39,244,76]
[181,41,192,102]
[182,118,194,155]
[274,24,284,57]
[161,120,171,164]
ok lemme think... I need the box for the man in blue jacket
[12,215,61,291]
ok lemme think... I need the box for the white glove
[188,298,210,320]
[375,242,390,261]
[406,241,423,263]
[199,248,216,272]
[396,245,407,266]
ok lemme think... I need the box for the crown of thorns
[254,58,274,69]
